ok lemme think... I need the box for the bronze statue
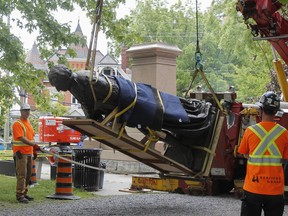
[48,64,120,121]
[48,65,218,171]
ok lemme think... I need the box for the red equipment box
[38,116,81,143]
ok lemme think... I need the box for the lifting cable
[194,0,202,71]
[184,0,202,98]
[85,0,104,111]
[185,0,224,113]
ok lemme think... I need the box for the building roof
[26,23,120,69]
[74,21,83,36]
[98,53,119,65]
[94,50,105,65]
[25,42,48,71]
[63,106,85,118]
[67,22,89,59]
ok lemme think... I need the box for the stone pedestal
[124,42,182,157]
[126,42,182,95]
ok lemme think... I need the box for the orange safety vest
[238,122,288,195]
[12,119,34,155]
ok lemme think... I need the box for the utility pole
[4,112,10,149]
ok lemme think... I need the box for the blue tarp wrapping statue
[48,65,218,171]
[115,77,190,130]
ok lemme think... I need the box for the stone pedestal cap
[126,42,182,58]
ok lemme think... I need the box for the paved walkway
[39,161,135,196]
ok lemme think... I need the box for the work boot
[17,196,29,204]
[24,195,34,201]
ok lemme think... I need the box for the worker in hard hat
[12,103,41,204]
[238,91,288,216]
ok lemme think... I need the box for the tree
[0,0,282,129]
[92,0,282,104]
[109,0,203,95]
[0,0,126,127]
[109,0,274,100]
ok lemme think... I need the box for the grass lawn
[0,175,97,209]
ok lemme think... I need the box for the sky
[10,0,212,54]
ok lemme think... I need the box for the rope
[40,147,159,175]
[42,147,105,171]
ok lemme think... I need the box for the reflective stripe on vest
[248,124,285,166]
[12,120,32,146]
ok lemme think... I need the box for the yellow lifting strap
[102,74,113,103]
[117,122,127,139]
[111,83,138,138]
[240,107,259,116]
[143,127,159,152]
[187,68,224,113]
[100,107,119,126]
[114,83,138,120]
[190,145,216,156]
[95,83,160,153]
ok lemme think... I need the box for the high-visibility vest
[12,120,33,154]
[248,124,286,166]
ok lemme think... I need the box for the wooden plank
[63,119,194,176]
[202,115,224,177]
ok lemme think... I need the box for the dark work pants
[240,190,285,216]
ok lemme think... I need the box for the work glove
[33,144,44,153]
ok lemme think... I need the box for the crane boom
[236,0,288,65]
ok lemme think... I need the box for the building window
[102,67,116,76]
[103,69,111,75]
[72,96,78,105]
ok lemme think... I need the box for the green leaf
[279,0,288,4]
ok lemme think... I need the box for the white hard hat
[20,103,31,111]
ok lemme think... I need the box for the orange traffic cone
[29,160,37,186]
[47,146,80,200]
